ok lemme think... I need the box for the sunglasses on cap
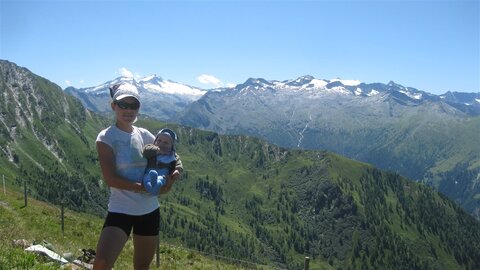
[114,100,140,110]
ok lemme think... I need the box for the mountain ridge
[63,69,480,218]
[1,60,480,269]
[67,72,480,117]
[24,61,480,219]
[174,76,480,218]
[65,74,207,121]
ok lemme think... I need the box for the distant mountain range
[1,60,480,269]
[177,76,480,218]
[67,73,480,219]
[65,75,206,120]
[66,74,480,119]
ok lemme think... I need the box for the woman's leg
[133,234,158,270]
[93,226,129,270]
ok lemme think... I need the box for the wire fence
[3,176,311,270]
[158,242,288,270]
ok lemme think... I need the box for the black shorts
[103,208,160,237]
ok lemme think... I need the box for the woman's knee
[93,257,114,270]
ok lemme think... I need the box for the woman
[93,83,182,270]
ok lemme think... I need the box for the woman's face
[112,97,140,125]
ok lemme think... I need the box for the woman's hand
[159,170,181,194]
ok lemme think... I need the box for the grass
[0,188,274,270]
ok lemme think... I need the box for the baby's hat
[155,128,178,151]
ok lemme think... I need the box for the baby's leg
[143,170,160,195]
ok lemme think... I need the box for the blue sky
[1,0,479,94]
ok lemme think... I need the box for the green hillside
[1,60,480,269]
[0,189,270,269]
[176,81,480,218]
[0,60,111,216]
[138,120,480,269]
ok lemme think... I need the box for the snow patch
[400,90,422,100]
[330,86,351,95]
[273,81,286,88]
[331,78,361,86]
[310,79,328,88]
[367,89,379,96]
[143,80,206,97]
[139,75,157,82]
[354,88,362,96]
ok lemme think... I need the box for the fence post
[61,203,65,233]
[156,234,160,268]
[304,256,310,270]
[23,180,27,207]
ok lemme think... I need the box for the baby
[142,128,182,195]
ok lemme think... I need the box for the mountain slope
[0,189,265,270]
[0,59,110,215]
[64,73,480,218]
[174,76,480,218]
[138,120,480,269]
[65,75,206,121]
[2,61,480,269]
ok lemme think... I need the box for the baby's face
[155,134,173,154]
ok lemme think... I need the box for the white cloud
[198,74,223,87]
[119,68,134,78]
[226,83,236,88]
[65,80,72,86]
[118,68,142,80]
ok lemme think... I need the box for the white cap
[109,83,140,102]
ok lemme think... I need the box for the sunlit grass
[0,189,272,270]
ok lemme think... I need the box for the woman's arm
[159,170,180,194]
[97,141,145,192]
[159,153,183,194]
[174,153,184,173]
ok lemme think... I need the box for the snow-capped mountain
[138,75,206,97]
[65,75,207,120]
[64,73,480,218]
[175,75,480,152]
[80,74,205,98]
[440,91,480,105]
[66,74,480,120]
[250,75,480,102]
[217,75,479,114]
[233,75,439,102]
[174,75,480,218]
